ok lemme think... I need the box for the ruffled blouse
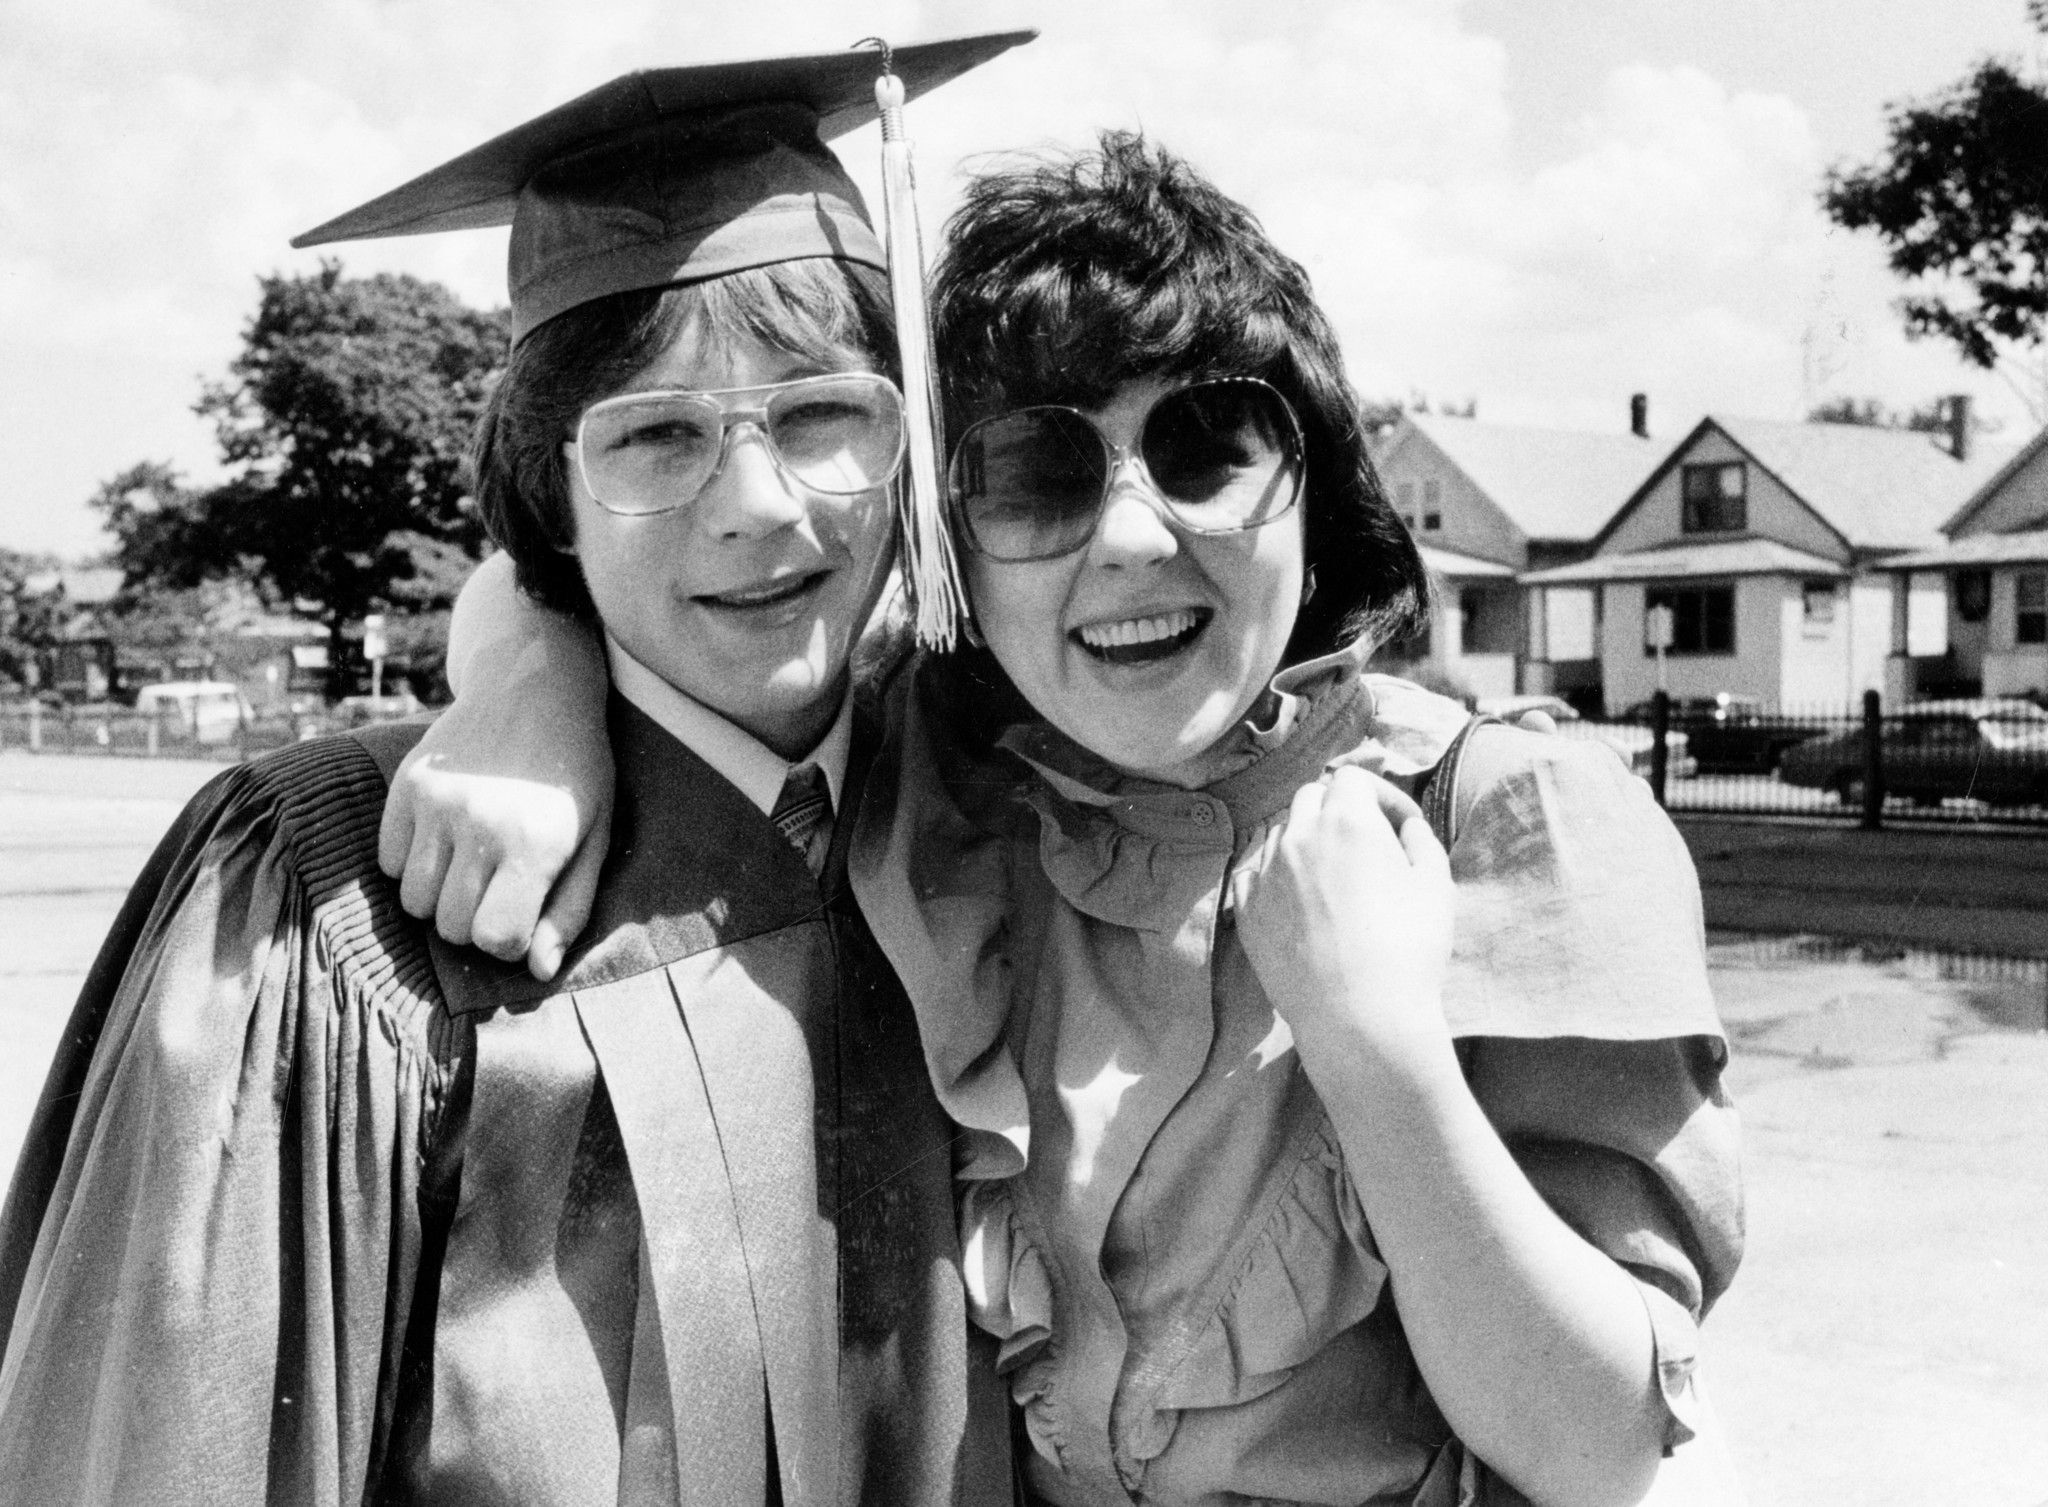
[852,646,1742,1507]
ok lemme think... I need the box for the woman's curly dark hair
[930,130,1428,668]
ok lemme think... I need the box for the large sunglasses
[572,372,907,517]
[946,377,1306,562]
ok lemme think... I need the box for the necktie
[770,763,833,877]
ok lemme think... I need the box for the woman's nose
[1088,459,1180,566]
[692,424,808,539]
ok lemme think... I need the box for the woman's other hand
[1229,765,1454,1069]
[377,554,614,981]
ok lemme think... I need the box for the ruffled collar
[994,639,1462,845]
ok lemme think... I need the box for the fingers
[397,821,455,921]
[469,858,554,965]
[528,803,609,982]
[434,845,491,950]
[377,756,420,880]
[1320,766,1443,872]
[1515,708,1558,735]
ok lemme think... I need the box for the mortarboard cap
[293,31,1034,342]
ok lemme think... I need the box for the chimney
[1947,394,1971,462]
[1629,393,1649,439]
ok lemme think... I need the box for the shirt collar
[605,634,852,817]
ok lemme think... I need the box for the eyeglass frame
[944,376,1308,563]
[566,371,909,518]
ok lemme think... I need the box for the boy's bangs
[686,259,898,384]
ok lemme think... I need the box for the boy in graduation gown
[0,35,1028,1506]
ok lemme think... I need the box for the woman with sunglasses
[390,134,1743,1507]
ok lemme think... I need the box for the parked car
[133,680,253,746]
[334,690,424,728]
[1777,698,2048,808]
[1617,693,1821,774]
[1477,694,1697,781]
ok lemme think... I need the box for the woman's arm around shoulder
[378,550,616,980]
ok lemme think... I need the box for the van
[134,681,253,745]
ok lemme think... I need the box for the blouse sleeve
[0,736,452,1505]
[1440,724,1725,1043]
[1461,1033,1743,1447]
[1440,722,1743,1449]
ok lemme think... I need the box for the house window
[1801,580,1836,631]
[1423,478,1441,509]
[1396,480,1417,511]
[1956,569,1991,624]
[1645,585,1735,655]
[1681,462,1746,533]
[1423,512,1442,531]
[2020,570,2047,646]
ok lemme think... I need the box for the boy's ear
[554,444,582,555]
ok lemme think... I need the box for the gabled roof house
[1883,422,2048,698]
[1522,416,2011,710]
[1371,409,1660,701]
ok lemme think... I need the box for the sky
[3,0,2044,560]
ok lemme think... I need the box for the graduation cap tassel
[872,60,967,651]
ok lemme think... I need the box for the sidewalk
[1676,815,2048,960]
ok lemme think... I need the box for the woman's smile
[1070,605,1212,663]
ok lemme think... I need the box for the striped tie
[770,763,833,877]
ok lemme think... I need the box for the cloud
[0,0,2028,557]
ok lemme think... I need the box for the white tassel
[874,68,967,651]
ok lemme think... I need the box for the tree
[1807,395,1962,432]
[96,264,509,692]
[1821,41,2048,418]
[0,547,63,690]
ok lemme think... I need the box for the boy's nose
[693,424,808,539]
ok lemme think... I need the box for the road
[3,749,2046,1505]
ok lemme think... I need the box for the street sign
[1645,604,1674,650]
[362,613,388,661]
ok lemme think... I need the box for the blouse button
[1189,803,1216,826]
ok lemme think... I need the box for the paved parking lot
[3,749,2046,1505]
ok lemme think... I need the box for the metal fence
[1570,691,2048,828]
[0,701,419,762]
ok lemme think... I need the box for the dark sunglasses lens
[765,376,904,494]
[1142,383,1300,529]
[579,396,725,515]
[951,408,1109,560]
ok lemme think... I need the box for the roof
[19,566,123,604]
[1396,414,1659,543]
[1520,537,1850,586]
[1883,527,2048,571]
[1942,423,2048,537]
[1417,543,1516,580]
[1708,417,2014,552]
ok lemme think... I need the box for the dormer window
[1681,462,1746,533]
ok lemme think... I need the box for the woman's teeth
[1076,609,1202,650]
[1073,608,1208,663]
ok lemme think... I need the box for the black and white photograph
[2,3,2044,1503]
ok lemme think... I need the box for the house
[1880,424,2048,699]
[1371,401,1660,702]
[1519,413,2011,712]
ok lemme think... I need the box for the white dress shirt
[604,634,852,818]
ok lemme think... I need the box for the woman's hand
[377,554,614,981]
[1229,765,1455,1069]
